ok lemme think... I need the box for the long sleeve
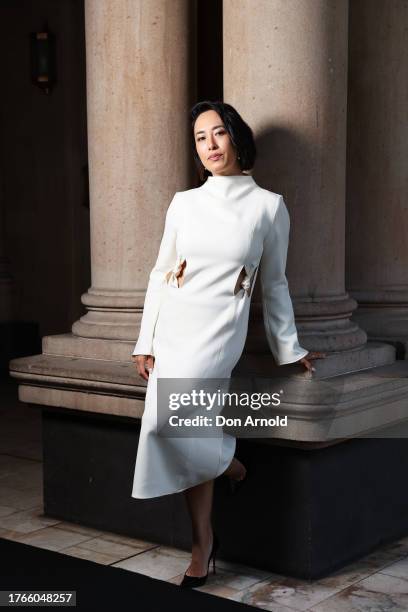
[132,192,180,356]
[259,195,309,366]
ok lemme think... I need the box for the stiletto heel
[180,531,220,588]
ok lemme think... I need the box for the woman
[131,100,325,588]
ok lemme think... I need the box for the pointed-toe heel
[180,532,220,588]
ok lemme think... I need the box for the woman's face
[193,110,242,176]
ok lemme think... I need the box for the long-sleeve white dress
[131,174,308,499]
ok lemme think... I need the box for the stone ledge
[9,353,143,389]
[42,333,137,362]
[8,353,408,443]
[234,341,396,378]
[9,354,145,419]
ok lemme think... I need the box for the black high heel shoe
[180,532,220,588]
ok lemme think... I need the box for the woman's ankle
[223,456,246,480]
[192,523,213,545]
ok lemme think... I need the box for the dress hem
[131,436,237,500]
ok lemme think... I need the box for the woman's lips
[209,154,223,161]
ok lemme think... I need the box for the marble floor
[1,376,408,610]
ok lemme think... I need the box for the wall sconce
[30,24,56,95]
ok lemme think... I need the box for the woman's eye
[196,131,224,142]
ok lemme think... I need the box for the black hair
[190,100,257,182]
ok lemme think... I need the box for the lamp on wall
[30,24,56,95]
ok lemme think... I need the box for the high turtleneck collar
[201,174,256,200]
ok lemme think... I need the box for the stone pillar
[9,1,195,412]
[223,0,379,374]
[58,0,193,357]
[346,0,408,358]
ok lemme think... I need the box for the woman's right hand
[132,354,155,381]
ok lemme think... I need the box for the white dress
[131,174,308,499]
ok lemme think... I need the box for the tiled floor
[1,376,408,610]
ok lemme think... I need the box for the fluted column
[346,0,408,357]
[72,0,193,343]
[223,0,367,358]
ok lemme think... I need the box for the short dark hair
[190,100,256,181]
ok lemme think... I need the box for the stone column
[10,0,196,413]
[57,0,193,358]
[346,0,408,358]
[223,0,379,374]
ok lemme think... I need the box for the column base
[9,350,408,578]
[9,351,408,442]
[235,340,395,378]
[43,332,137,362]
[351,306,408,359]
[40,408,408,580]
[247,295,368,354]
[41,331,396,376]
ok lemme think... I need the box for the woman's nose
[208,134,217,150]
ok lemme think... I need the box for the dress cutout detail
[165,255,186,288]
[234,264,258,297]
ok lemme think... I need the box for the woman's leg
[222,456,247,480]
[182,456,246,577]
[183,479,215,577]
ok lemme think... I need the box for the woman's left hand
[298,351,327,374]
